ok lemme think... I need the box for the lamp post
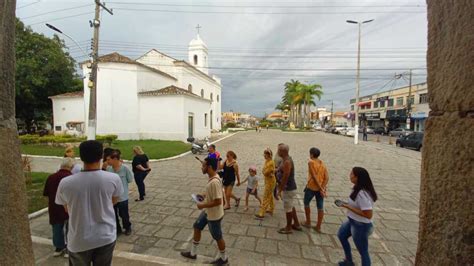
[46,24,89,60]
[46,23,93,139]
[346,19,374,145]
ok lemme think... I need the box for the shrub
[19,134,117,145]
[225,122,237,128]
[96,134,118,146]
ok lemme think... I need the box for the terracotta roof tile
[139,85,210,101]
[49,91,84,99]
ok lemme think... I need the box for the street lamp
[346,19,374,145]
[46,23,94,139]
[46,23,90,60]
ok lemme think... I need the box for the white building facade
[50,34,222,142]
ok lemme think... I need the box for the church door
[188,115,194,138]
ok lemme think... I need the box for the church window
[217,95,220,102]
[194,55,198,65]
[204,113,208,127]
[188,84,193,92]
[201,89,204,97]
[210,93,213,101]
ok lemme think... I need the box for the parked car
[373,127,387,135]
[358,126,375,134]
[389,128,413,137]
[334,125,348,134]
[345,127,356,137]
[396,132,424,151]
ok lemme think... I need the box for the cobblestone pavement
[31,130,421,265]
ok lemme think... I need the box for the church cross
[196,24,202,34]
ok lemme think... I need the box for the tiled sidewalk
[31,130,420,265]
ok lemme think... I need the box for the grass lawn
[21,140,191,160]
[27,172,49,214]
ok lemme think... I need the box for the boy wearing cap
[239,165,262,211]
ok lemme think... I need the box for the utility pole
[330,100,334,125]
[346,19,374,145]
[406,69,413,129]
[87,0,113,140]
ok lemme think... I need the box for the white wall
[175,65,222,131]
[138,94,211,142]
[51,97,84,133]
[83,62,140,139]
[136,50,176,78]
[136,66,176,93]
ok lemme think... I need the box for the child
[240,165,262,211]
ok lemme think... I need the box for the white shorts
[282,190,297,213]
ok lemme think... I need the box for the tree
[278,80,323,128]
[300,83,323,126]
[15,19,82,131]
[0,1,35,264]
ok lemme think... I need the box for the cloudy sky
[17,0,428,116]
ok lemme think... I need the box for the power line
[16,0,40,10]
[27,11,94,26]
[111,7,426,14]
[107,2,427,8]
[20,4,93,20]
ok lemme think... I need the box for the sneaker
[338,259,355,266]
[208,257,228,265]
[124,228,132,236]
[53,248,65,257]
[180,251,197,260]
[63,251,69,258]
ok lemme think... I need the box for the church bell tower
[188,25,209,74]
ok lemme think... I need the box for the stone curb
[32,235,209,265]
[29,207,49,220]
[21,133,237,163]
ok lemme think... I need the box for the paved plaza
[30,130,421,265]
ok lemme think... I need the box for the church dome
[189,34,208,49]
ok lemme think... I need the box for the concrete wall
[51,97,84,133]
[416,1,474,265]
[136,50,177,78]
[175,66,222,131]
[138,95,211,142]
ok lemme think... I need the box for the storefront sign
[411,111,428,119]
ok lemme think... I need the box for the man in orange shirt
[302,147,329,232]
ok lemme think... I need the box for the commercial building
[349,82,428,132]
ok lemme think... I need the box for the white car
[334,125,348,134]
[345,127,356,136]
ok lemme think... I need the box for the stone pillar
[416,1,474,265]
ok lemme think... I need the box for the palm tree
[282,79,301,125]
[300,83,323,126]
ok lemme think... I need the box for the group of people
[181,143,378,266]
[42,142,151,264]
[43,139,377,266]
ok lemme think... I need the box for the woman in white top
[337,167,378,266]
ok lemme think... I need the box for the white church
[50,34,222,142]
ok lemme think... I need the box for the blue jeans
[303,188,324,210]
[52,222,67,249]
[193,212,223,241]
[337,218,373,266]
[114,200,131,232]
[134,171,148,199]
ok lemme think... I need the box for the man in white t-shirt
[56,140,123,265]
[181,157,228,265]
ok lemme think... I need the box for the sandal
[292,225,303,231]
[277,228,293,234]
[254,214,264,219]
[235,198,241,207]
[302,223,312,228]
[224,206,231,210]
